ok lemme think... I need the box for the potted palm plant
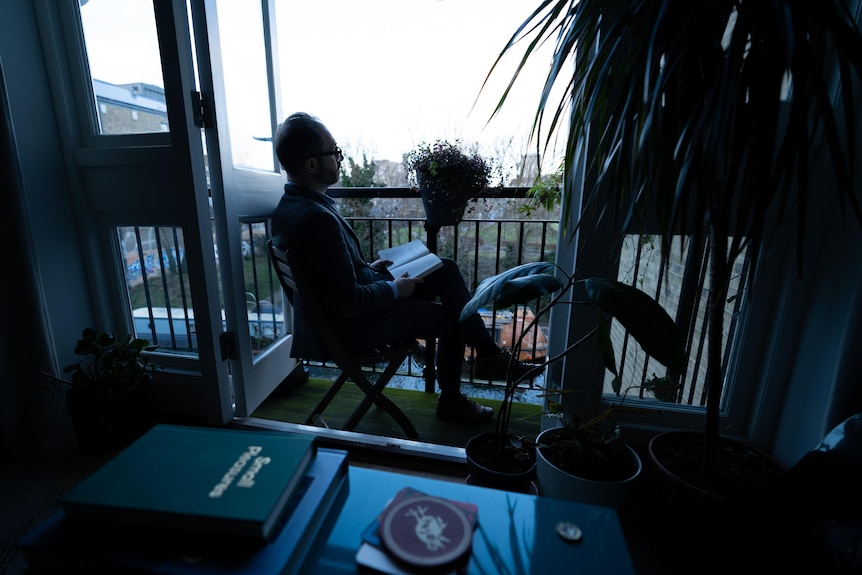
[405,140,499,226]
[460,262,685,506]
[487,0,862,499]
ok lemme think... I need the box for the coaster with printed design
[378,494,473,568]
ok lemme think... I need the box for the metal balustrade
[121,187,557,398]
[120,186,746,408]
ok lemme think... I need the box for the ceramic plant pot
[535,427,642,509]
[645,430,786,507]
[465,432,536,493]
[644,431,788,572]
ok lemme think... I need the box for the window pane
[604,234,749,409]
[120,226,196,353]
[79,0,169,134]
[214,0,274,170]
[240,221,288,355]
[121,223,285,357]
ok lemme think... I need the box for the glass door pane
[215,0,274,170]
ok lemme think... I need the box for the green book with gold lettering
[60,424,316,542]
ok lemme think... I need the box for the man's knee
[440,257,463,279]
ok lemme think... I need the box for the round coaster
[378,495,472,567]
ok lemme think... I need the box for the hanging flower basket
[406,140,497,227]
[416,173,469,226]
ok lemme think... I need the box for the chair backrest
[267,239,349,364]
[267,239,297,302]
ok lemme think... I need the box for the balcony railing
[123,187,557,398]
[122,186,748,410]
[325,187,557,394]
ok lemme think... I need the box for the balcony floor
[251,376,542,448]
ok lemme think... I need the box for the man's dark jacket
[270,183,395,359]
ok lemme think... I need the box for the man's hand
[394,274,423,298]
[370,258,392,272]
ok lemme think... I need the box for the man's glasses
[307,146,343,162]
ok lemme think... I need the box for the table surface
[300,466,635,575]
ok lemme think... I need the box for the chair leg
[304,371,350,426]
[423,336,437,393]
[344,356,418,439]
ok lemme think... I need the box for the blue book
[60,424,317,542]
[19,448,350,575]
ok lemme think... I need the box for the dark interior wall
[0,54,76,459]
[829,282,862,428]
[0,1,86,459]
[766,80,862,464]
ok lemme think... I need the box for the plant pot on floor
[535,427,642,509]
[646,430,786,506]
[465,432,536,493]
[645,431,787,573]
[66,384,150,452]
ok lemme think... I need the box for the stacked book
[18,424,349,574]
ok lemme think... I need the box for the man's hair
[274,112,325,176]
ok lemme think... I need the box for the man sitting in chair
[270,112,533,422]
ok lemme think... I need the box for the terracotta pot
[465,432,536,493]
[535,427,642,509]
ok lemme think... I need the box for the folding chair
[267,240,419,439]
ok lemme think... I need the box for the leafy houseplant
[460,262,686,498]
[405,140,498,226]
[42,328,159,450]
[489,0,862,498]
[60,328,159,399]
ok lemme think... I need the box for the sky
[80,0,565,176]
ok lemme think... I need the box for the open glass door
[189,0,296,417]
[75,0,292,420]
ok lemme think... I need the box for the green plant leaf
[496,273,563,308]
[596,314,618,377]
[586,278,686,373]
[459,262,559,322]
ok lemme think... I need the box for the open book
[378,239,443,279]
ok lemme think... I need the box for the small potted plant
[461,263,685,505]
[42,328,159,451]
[405,140,498,226]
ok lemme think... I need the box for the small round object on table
[556,521,583,542]
[379,495,473,567]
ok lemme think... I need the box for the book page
[378,239,429,269]
[388,252,443,279]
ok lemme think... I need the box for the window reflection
[79,0,169,135]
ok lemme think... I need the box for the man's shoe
[436,394,494,422]
[474,350,537,382]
